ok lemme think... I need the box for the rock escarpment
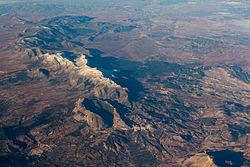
[72,98,129,131]
[38,53,128,104]
[182,153,217,167]
[35,53,130,131]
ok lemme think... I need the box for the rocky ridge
[72,98,129,131]
[38,53,128,104]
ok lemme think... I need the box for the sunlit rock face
[37,53,130,131]
[72,98,129,131]
[39,53,128,104]
[182,153,217,167]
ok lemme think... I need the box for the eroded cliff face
[72,98,129,131]
[38,53,128,104]
[72,98,105,131]
[35,53,130,131]
[182,153,217,167]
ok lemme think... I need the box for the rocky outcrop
[38,53,128,104]
[182,153,217,167]
[72,99,105,131]
[72,98,129,131]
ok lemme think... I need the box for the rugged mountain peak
[72,98,105,131]
[182,153,217,167]
[38,53,128,103]
[72,98,129,131]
